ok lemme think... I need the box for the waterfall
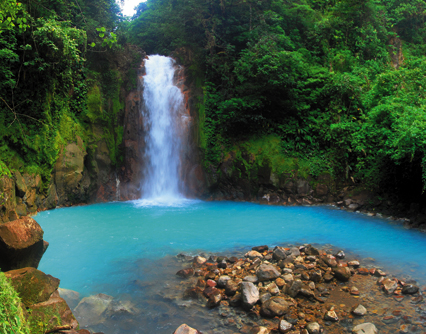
[139,55,188,204]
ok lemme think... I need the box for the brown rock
[176,268,194,278]
[28,295,78,333]
[0,217,47,271]
[333,267,351,282]
[5,267,60,307]
[261,296,290,317]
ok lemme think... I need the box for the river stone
[241,282,259,309]
[225,280,239,296]
[217,275,231,288]
[273,246,287,260]
[0,217,48,271]
[206,290,222,308]
[304,245,320,256]
[244,275,259,283]
[102,299,139,318]
[267,282,280,295]
[260,296,290,317]
[352,323,378,334]
[255,327,270,334]
[173,324,201,334]
[322,254,337,267]
[306,322,321,334]
[176,268,194,278]
[334,267,351,282]
[193,256,207,266]
[245,250,263,259]
[73,293,113,326]
[256,264,281,281]
[5,267,59,307]
[402,284,419,294]
[279,319,293,333]
[336,250,345,259]
[382,278,398,294]
[260,292,272,304]
[28,294,78,333]
[252,245,268,252]
[300,285,315,298]
[352,304,367,316]
[324,310,339,322]
[287,279,303,297]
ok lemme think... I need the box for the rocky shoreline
[170,244,425,334]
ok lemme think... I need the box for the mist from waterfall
[137,55,189,206]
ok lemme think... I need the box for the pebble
[352,304,367,316]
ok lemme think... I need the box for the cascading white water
[139,55,188,204]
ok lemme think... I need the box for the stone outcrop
[0,217,48,271]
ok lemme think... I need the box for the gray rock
[279,319,293,333]
[260,292,272,304]
[58,288,80,310]
[273,246,287,260]
[217,275,231,288]
[257,264,281,281]
[352,323,378,334]
[304,245,320,256]
[267,282,280,295]
[402,284,419,294]
[300,286,315,298]
[306,322,321,334]
[243,275,259,283]
[336,250,345,259]
[287,279,303,298]
[290,247,300,257]
[74,293,113,326]
[351,304,367,316]
[241,282,259,309]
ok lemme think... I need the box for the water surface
[38,200,426,297]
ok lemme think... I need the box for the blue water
[37,200,426,296]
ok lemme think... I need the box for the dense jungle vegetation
[129,0,426,200]
[1,0,426,200]
[0,0,133,188]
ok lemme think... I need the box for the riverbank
[57,243,425,334]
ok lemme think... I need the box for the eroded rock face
[5,267,60,307]
[0,175,18,223]
[54,139,88,205]
[0,217,48,271]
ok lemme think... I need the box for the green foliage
[0,272,30,334]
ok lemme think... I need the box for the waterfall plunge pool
[36,201,426,333]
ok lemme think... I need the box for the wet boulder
[260,296,290,317]
[0,217,48,271]
[256,264,281,281]
[5,267,59,307]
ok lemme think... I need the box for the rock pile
[175,244,423,334]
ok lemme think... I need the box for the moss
[0,272,30,334]
[86,85,102,123]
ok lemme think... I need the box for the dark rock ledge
[173,244,424,334]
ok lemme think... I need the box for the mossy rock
[28,293,78,334]
[5,267,60,307]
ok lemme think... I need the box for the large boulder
[5,267,59,307]
[0,217,48,271]
[27,293,78,333]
